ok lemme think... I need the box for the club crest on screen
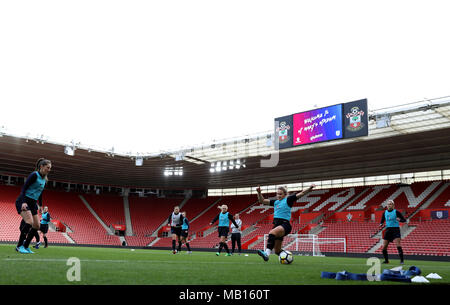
[346,106,365,132]
[276,121,291,144]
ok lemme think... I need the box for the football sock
[186,243,191,251]
[178,241,182,251]
[34,230,40,243]
[43,236,48,247]
[397,246,404,262]
[17,223,32,247]
[382,249,389,262]
[223,243,230,254]
[172,240,176,251]
[267,234,275,251]
[23,228,37,248]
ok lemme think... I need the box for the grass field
[0,244,448,285]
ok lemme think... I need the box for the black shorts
[231,233,241,241]
[181,229,189,238]
[272,218,292,237]
[218,226,229,237]
[15,196,38,216]
[171,227,182,236]
[40,224,49,234]
[383,227,401,242]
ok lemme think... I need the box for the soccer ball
[278,250,293,264]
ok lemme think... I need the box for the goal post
[263,234,346,256]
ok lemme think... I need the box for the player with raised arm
[256,184,315,262]
[168,206,184,254]
[379,200,407,264]
[15,158,51,254]
[210,204,239,256]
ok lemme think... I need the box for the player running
[168,206,184,254]
[210,204,239,256]
[180,211,192,254]
[379,200,407,264]
[15,158,51,254]
[256,184,315,262]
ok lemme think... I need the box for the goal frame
[263,233,346,256]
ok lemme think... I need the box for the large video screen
[275,99,368,149]
[292,104,343,146]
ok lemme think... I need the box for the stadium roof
[1,96,450,189]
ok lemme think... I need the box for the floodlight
[64,146,75,156]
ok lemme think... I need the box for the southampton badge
[346,106,365,132]
[276,121,291,144]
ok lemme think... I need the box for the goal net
[263,234,346,256]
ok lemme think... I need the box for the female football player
[180,211,192,254]
[168,206,184,254]
[39,206,51,248]
[256,184,315,261]
[15,158,51,254]
[379,200,406,264]
[210,204,239,256]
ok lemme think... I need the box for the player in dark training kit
[168,206,184,254]
[15,158,52,254]
[256,184,315,262]
[180,211,192,254]
[210,204,239,256]
[379,200,407,264]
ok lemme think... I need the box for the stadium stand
[83,193,126,227]
[44,190,121,245]
[125,196,185,247]
[318,221,380,253]
[0,185,25,242]
[374,219,450,256]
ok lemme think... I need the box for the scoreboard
[275,99,368,149]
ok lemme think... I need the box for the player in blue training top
[15,158,52,254]
[256,184,315,262]
[210,204,239,256]
[179,211,192,254]
[38,206,51,248]
[379,200,407,264]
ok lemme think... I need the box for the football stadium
[2,2,450,303]
[1,97,450,291]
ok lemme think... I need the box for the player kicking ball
[256,184,315,262]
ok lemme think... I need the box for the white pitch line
[3,257,263,265]
[3,258,450,269]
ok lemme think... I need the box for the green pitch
[0,244,448,285]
